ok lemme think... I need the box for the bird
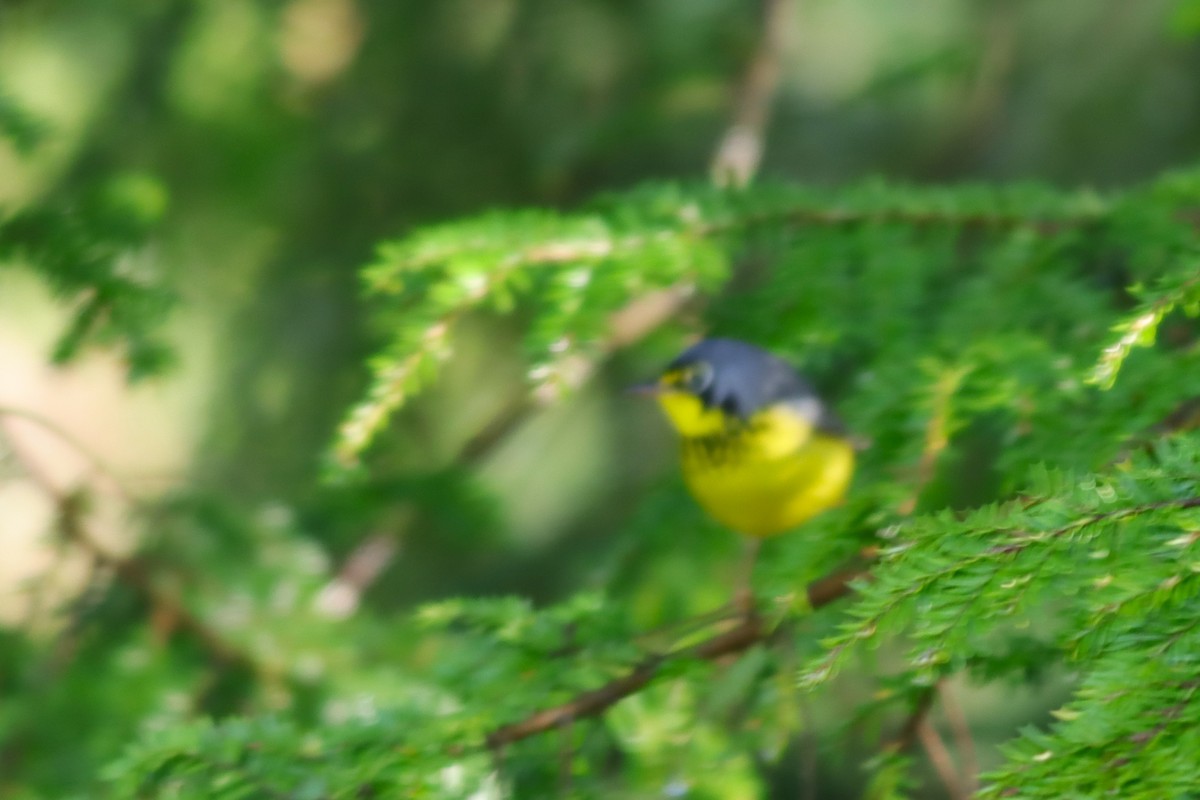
[635,337,855,609]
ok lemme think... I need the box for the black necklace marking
[680,418,764,469]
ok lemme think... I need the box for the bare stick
[0,404,133,500]
[314,530,403,619]
[887,684,968,800]
[916,717,967,800]
[2,416,263,678]
[734,536,762,613]
[939,681,979,795]
[711,0,794,186]
[888,687,936,753]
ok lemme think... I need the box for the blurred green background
[2,0,1200,796]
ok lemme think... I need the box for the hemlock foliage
[28,167,1200,796]
[14,159,1200,796]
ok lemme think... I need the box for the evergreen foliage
[79,167,1200,797]
[8,5,1200,799]
[0,103,174,379]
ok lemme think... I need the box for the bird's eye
[684,362,713,394]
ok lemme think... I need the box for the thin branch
[484,564,868,749]
[916,716,968,800]
[635,604,744,651]
[939,681,979,795]
[986,495,1200,557]
[882,685,966,798]
[328,284,699,607]
[388,203,1114,279]
[1,412,263,677]
[457,397,538,467]
[887,686,936,753]
[467,284,696,456]
[45,488,259,672]
[1112,393,1200,465]
[314,530,403,619]
[0,404,133,500]
[711,0,794,187]
[818,493,1200,682]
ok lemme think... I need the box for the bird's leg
[734,536,761,615]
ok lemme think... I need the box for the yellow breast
[675,404,855,538]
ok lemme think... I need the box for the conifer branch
[457,285,696,466]
[484,564,868,749]
[985,495,1200,557]
[326,284,698,605]
[883,684,971,798]
[805,492,1200,691]
[1112,394,1200,464]
[0,407,263,677]
[335,178,1133,470]
[1090,269,1200,389]
[68,514,257,672]
[386,204,1108,278]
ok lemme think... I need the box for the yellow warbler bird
[636,338,855,605]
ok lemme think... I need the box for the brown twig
[888,686,937,753]
[96,536,256,670]
[314,529,403,619]
[463,207,1108,276]
[883,685,967,798]
[916,716,968,800]
[461,284,697,465]
[939,680,979,795]
[1111,393,1200,465]
[50,491,257,671]
[931,0,1017,176]
[711,0,794,186]
[0,405,133,501]
[328,285,700,610]
[1,407,261,676]
[485,564,868,749]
